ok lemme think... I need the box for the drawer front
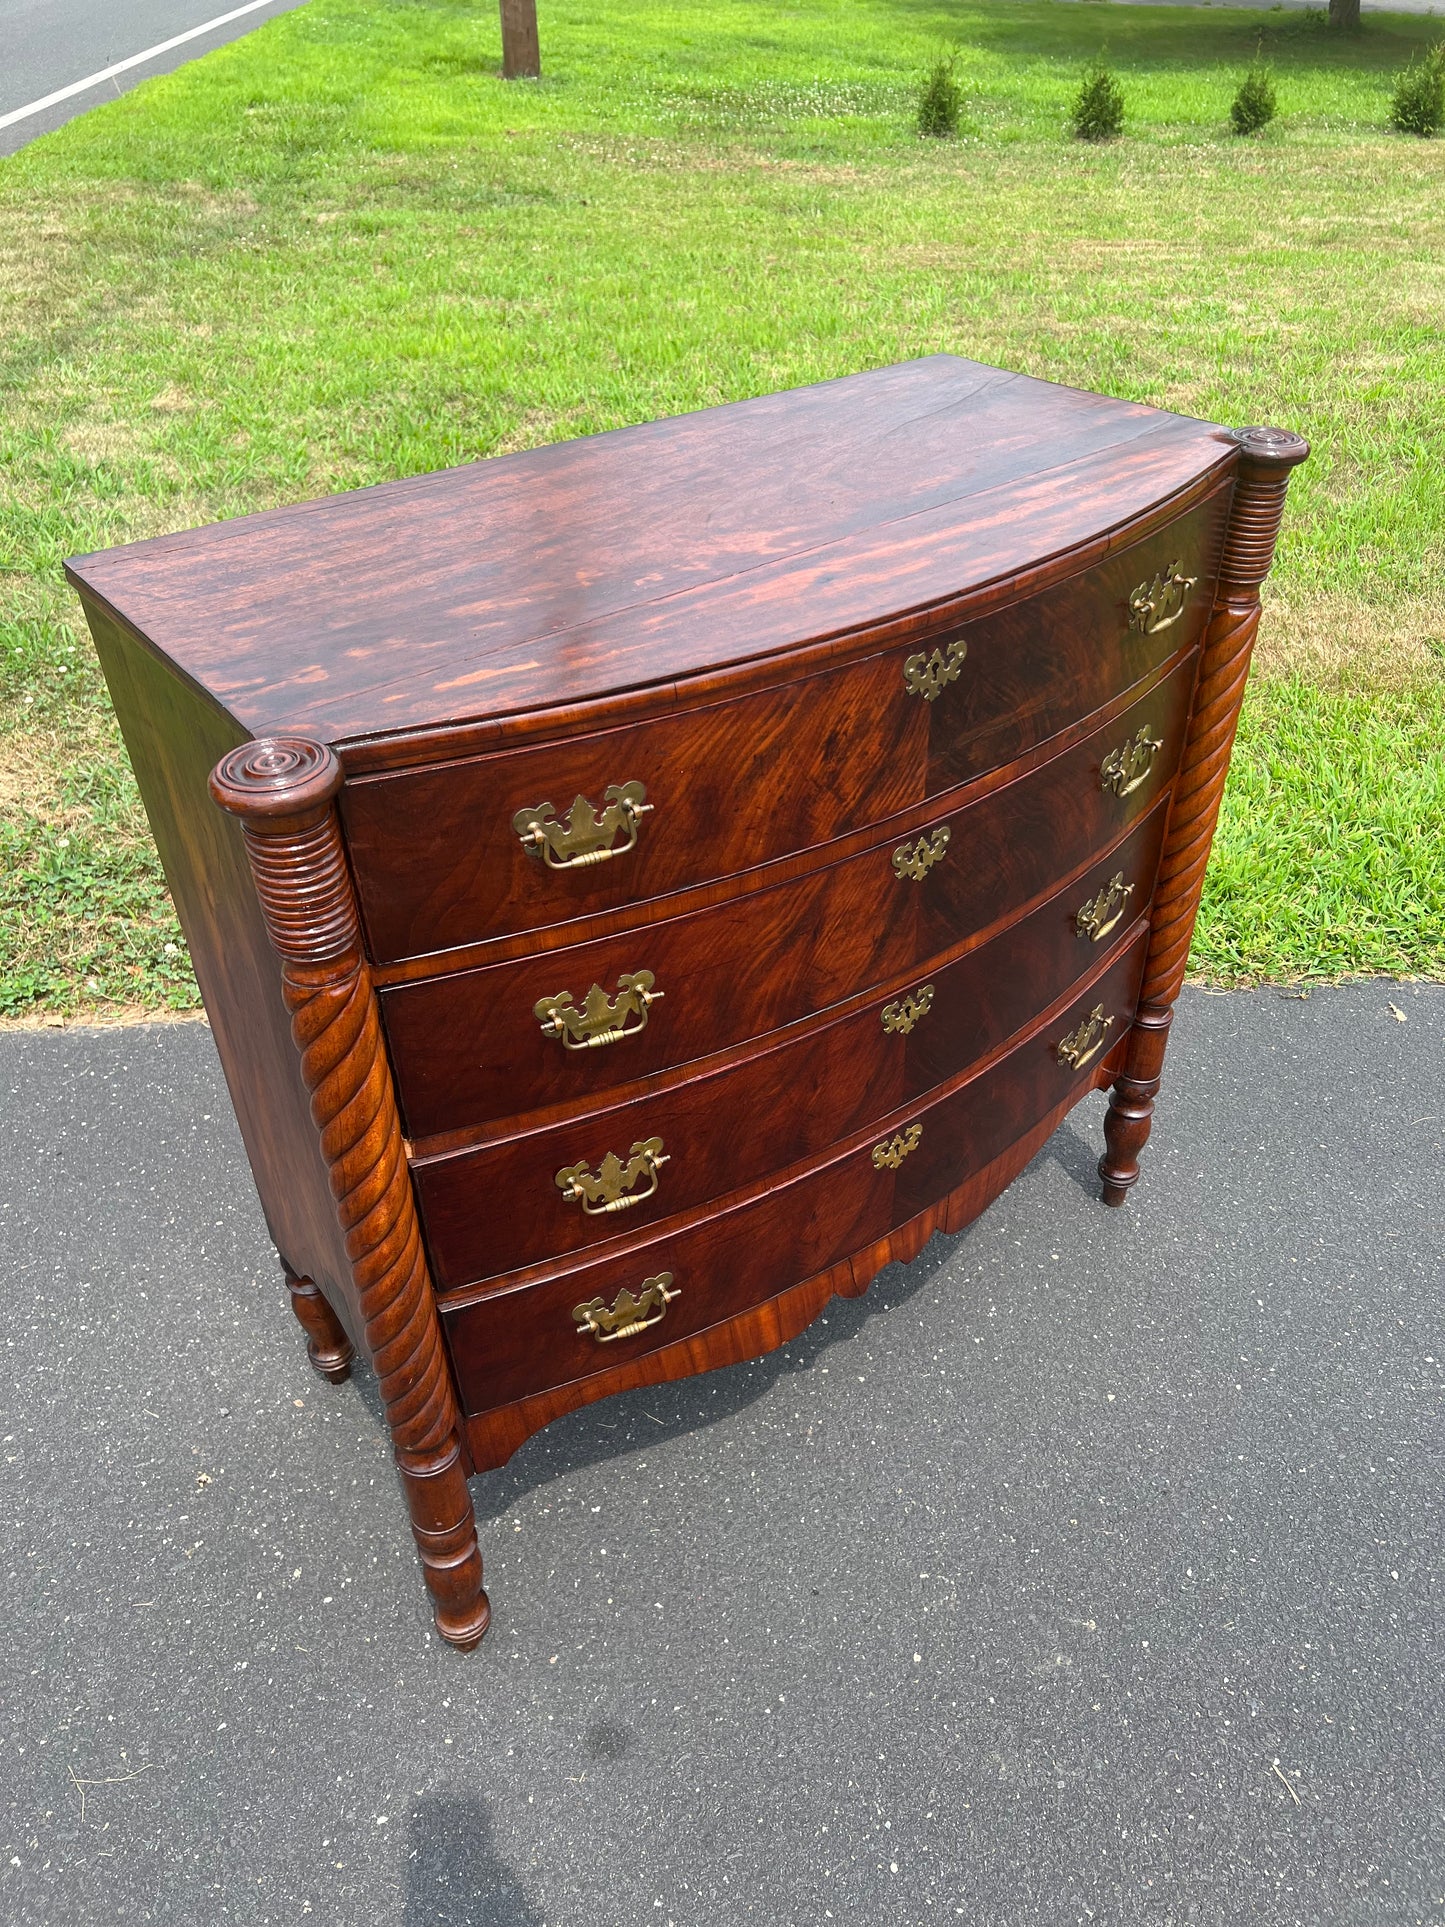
[413,805,1167,1288]
[439,933,1147,1418]
[384,653,1196,1141]
[344,491,1226,963]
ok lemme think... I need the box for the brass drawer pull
[556,1137,668,1216]
[1100,726,1162,799]
[881,985,934,1035]
[1128,560,1197,635]
[535,971,662,1049]
[1075,872,1134,945]
[574,1272,678,1343]
[1056,1004,1115,1071]
[513,781,651,869]
[892,826,950,881]
[902,638,967,703]
[871,1123,922,1171]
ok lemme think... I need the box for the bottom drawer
[439,930,1148,1419]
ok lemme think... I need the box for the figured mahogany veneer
[381,654,1196,1139]
[412,809,1168,1287]
[65,358,1306,1650]
[439,928,1149,1421]
[342,489,1227,962]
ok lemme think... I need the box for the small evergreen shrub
[1231,65,1278,134]
[917,52,962,138]
[1071,62,1125,142]
[1389,44,1445,136]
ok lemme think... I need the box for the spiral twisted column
[211,738,489,1649]
[1100,427,1309,1206]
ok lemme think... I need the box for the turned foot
[283,1267,355,1383]
[398,1436,492,1648]
[1098,1004,1171,1206]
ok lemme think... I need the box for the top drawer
[342,487,1229,964]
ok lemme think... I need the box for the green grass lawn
[2,0,1443,1016]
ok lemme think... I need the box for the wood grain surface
[440,931,1147,1419]
[412,809,1167,1287]
[381,653,1196,1139]
[342,486,1226,961]
[64,358,1233,745]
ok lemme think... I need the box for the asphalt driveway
[1,980,1441,1925]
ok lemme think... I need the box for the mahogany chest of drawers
[66,358,1306,1649]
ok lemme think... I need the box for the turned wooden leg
[1099,1005,1170,1207]
[212,739,490,1651]
[283,1265,355,1383]
[1099,425,1308,1206]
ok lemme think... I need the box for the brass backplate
[892,826,950,882]
[1128,561,1197,635]
[871,1122,923,1170]
[556,1137,669,1216]
[513,781,651,869]
[1075,872,1134,944]
[573,1273,679,1343]
[1100,726,1163,799]
[902,637,967,703]
[1056,1004,1115,1071]
[535,970,662,1049]
[881,985,935,1035]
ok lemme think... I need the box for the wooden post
[499,0,540,79]
[211,738,491,1650]
[1099,426,1309,1206]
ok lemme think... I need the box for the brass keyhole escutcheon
[881,985,935,1035]
[513,781,651,869]
[871,1123,922,1171]
[573,1273,678,1343]
[892,826,950,882]
[902,637,967,703]
[556,1137,668,1216]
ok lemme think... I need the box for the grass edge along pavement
[1,0,1443,1018]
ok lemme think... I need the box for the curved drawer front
[344,488,1226,963]
[438,932,1147,1418]
[413,806,1166,1287]
[383,653,1195,1141]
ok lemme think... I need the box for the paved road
[0,0,308,154]
[1,981,1442,1925]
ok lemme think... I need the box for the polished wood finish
[66,359,1304,1649]
[284,1268,355,1383]
[381,655,1195,1139]
[413,809,1167,1286]
[342,487,1226,961]
[1099,427,1310,1205]
[440,932,1146,1419]
[65,359,1233,748]
[209,741,490,1650]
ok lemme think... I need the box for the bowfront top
[64,356,1231,747]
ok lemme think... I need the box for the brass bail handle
[534,971,663,1050]
[1100,726,1163,799]
[573,1273,679,1343]
[513,780,652,870]
[1057,1004,1115,1072]
[556,1137,669,1216]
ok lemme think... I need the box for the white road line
[0,0,292,133]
